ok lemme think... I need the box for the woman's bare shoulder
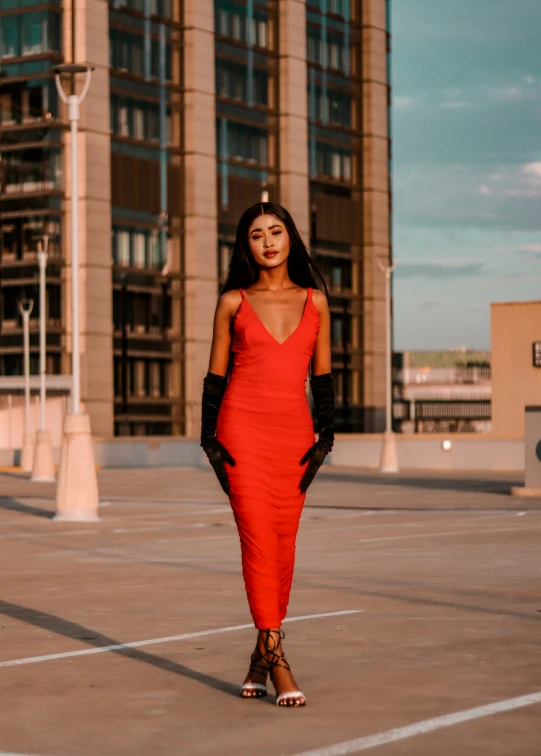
[217,289,243,316]
[312,288,329,314]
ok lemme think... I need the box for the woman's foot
[240,641,270,698]
[262,629,306,707]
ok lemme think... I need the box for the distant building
[393,349,492,434]
[0,0,391,439]
[491,301,541,439]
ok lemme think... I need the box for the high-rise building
[0,0,391,438]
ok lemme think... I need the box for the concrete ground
[0,466,540,756]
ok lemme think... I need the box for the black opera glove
[299,372,335,493]
[200,371,236,496]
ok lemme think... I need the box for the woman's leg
[259,628,306,706]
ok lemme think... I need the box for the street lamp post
[53,64,99,521]
[18,298,34,472]
[378,257,399,473]
[31,235,56,482]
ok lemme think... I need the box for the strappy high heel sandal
[240,644,269,698]
[262,629,306,707]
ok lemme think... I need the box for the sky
[391,0,541,350]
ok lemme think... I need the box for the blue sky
[392,0,541,350]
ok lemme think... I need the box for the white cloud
[394,96,416,111]
[478,185,492,195]
[485,84,535,101]
[440,101,471,109]
[522,162,541,179]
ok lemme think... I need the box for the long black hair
[221,202,329,298]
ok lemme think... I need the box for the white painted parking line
[0,610,362,669]
[292,691,541,755]
[356,524,541,544]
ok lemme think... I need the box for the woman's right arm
[207,290,242,376]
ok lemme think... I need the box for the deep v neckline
[241,288,312,346]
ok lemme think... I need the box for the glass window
[133,232,146,267]
[47,11,61,53]
[148,104,160,141]
[133,105,145,138]
[149,361,161,397]
[257,19,267,48]
[216,60,267,106]
[331,317,343,347]
[218,9,229,36]
[151,38,160,77]
[253,68,268,106]
[120,34,130,71]
[116,230,130,265]
[226,121,268,165]
[132,35,144,76]
[327,35,346,72]
[133,360,146,397]
[307,29,322,65]
[331,152,341,180]
[166,110,173,145]
[149,232,161,267]
[315,143,352,182]
[119,101,130,136]
[1,92,16,124]
[328,89,351,127]
[1,15,19,59]
[232,13,244,41]
[251,15,268,48]
[22,12,44,55]
[342,153,351,181]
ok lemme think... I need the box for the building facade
[491,301,541,439]
[0,0,391,439]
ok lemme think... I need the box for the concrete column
[278,0,310,244]
[183,0,219,438]
[361,0,391,431]
[62,0,114,437]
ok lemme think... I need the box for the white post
[69,96,81,415]
[378,258,399,473]
[18,299,34,472]
[8,394,13,450]
[53,66,99,520]
[38,240,48,430]
[32,237,56,482]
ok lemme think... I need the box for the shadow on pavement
[319,470,523,496]
[0,497,54,519]
[0,600,241,699]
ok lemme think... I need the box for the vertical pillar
[62,0,114,437]
[278,0,310,243]
[183,0,218,437]
[361,0,391,431]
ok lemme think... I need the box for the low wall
[331,434,524,472]
[0,433,525,472]
[1,433,523,472]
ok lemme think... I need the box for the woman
[200,202,335,707]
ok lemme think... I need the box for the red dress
[216,287,320,629]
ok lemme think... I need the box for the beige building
[0,0,391,439]
[491,301,541,439]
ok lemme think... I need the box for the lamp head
[53,64,95,75]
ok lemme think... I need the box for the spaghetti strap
[307,287,313,301]
[239,288,246,301]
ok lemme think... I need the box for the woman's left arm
[311,289,331,376]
